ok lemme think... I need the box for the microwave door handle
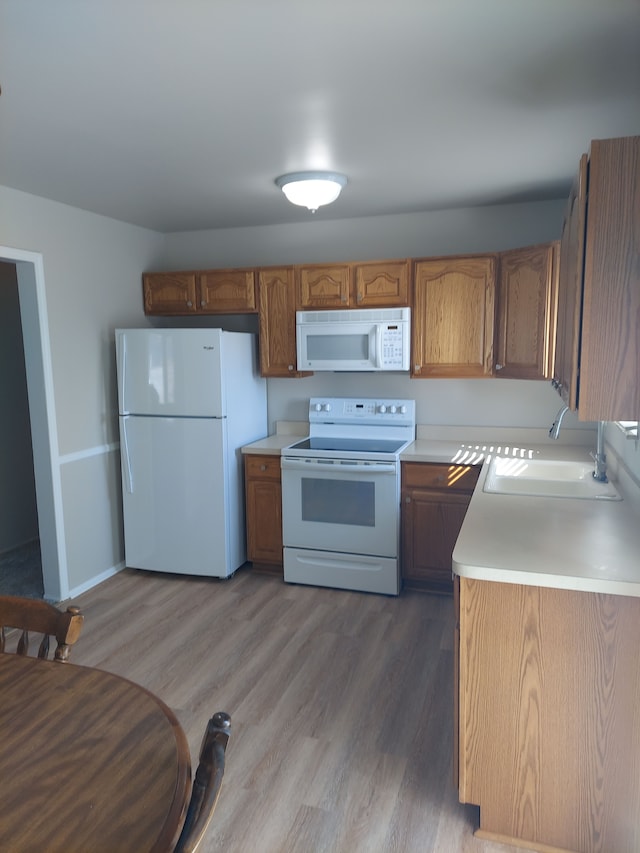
[373,325,383,368]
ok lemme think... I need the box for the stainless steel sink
[483,457,622,500]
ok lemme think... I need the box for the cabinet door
[258,267,310,377]
[412,256,496,377]
[494,243,556,380]
[198,269,256,313]
[579,136,640,422]
[553,154,587,410]
[401,463,479,594]
[297,264,351,308]
[354,260,409,306]
[402,489,471,593]
[142,272,198,315]
[244,455,283,570]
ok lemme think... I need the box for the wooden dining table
[0,652,192,852]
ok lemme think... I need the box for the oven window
[301,477,374,527]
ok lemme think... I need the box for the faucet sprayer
[549,405,569,440]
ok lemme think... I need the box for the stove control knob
[378,404,387,413]
[323,403,332,412]
[314,403,323,412]
[399,405,407,414]
[390,405,397,414]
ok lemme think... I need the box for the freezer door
[116,328,223,417]
[119,415,236,577]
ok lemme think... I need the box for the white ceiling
[2,1,639,233]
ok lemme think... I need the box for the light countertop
[452,444,640,597]
[242,425,640,597]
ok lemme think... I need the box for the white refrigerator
[116,328,267,578]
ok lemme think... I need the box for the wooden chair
[174,711,231,853]
[0,595,84,662]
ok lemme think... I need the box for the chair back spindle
[0,596,84,662]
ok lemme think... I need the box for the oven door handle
[281,457,397,474]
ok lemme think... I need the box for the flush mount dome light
[275,171,348,212]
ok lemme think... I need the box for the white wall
[163,199,565,268]
[0,185,165,596]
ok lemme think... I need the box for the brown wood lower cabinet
[456,576,640,853]
[244,454,283,575]
[401,462,480,594]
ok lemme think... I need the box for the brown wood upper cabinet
[143,271,198,315]
[554,135,640,422]
[297,259,409,309]
[494,242,558,380]
[257,266,311,378]
[297,264,351,308]
[143,268,257,315]
[198,268,256,313]
[412,255,496,377]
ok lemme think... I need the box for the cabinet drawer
[245,455,281,480]
[402,462,480,492]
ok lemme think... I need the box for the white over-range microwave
[296,306,410,372]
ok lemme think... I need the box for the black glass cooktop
[287,437,407,454]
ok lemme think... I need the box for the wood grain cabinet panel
[143,269,257,315]
[258,266,311,378]
[457,577,640,853]
[401,463,479,594]
[554,135,640,421]
[494,242,557,380]
[197,268,256,313]
[142,272,198,315]
[297,264,351,309]
[412,256,496,377]
[354,260,409,306]
[244,455,283,573]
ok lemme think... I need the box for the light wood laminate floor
[69,568,525,853]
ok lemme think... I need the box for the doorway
[0,262,42,597]
[0,246,65,602]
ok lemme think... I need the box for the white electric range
[281,397,416,595]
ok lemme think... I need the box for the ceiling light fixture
[275,171,348,212]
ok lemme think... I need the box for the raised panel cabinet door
[244,456,283,569]
[198,269,257,313]
[142,272,198,315]
[297,264,351,308]
[354,260,409,306]
[412,256,496,377]
[258,267,310,377]
[579,136,640,422]
[494,243,555,380]
[553,153,587,410]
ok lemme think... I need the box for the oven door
[281,456,399,558]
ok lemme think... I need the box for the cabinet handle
[495,363,503,371]
[260,464,267,472]
[288,364,294,371]
[201,300,207,307]
[341,296,348,303]
[186,300,193,308]
[405,496,411,503]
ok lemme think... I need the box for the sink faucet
[592,421,608,482]
[549,405,569,440]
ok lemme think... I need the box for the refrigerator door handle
[117,332,127,414]
[121,416,134,493]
